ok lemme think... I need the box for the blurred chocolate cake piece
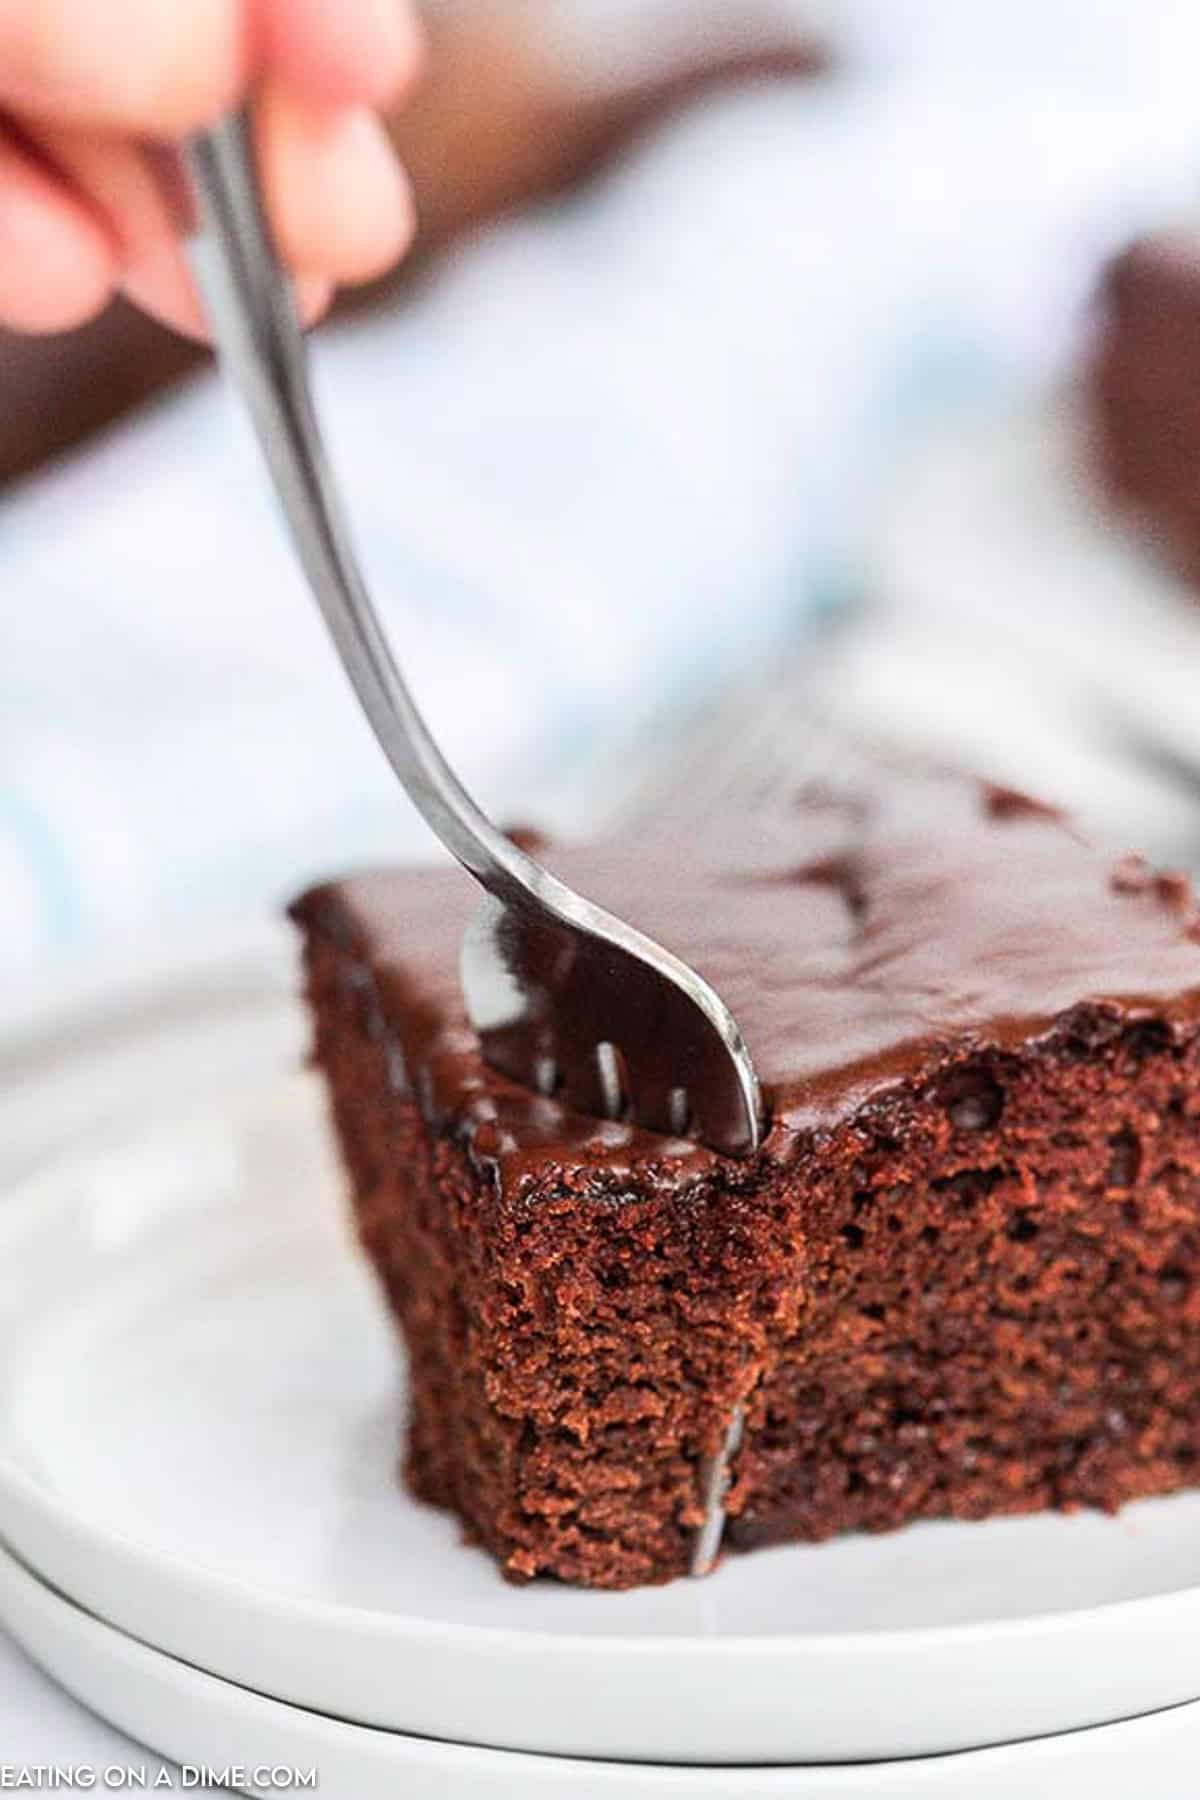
[1091,228,1200,583]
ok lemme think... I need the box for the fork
[181,113,764,1572]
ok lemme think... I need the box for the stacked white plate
[5,924,1200,1799]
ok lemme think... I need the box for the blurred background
[8,0,1200,998]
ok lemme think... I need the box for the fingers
[21,87,411,337]
[0,0,422,338]
[123,243,333,339]
[0,0,246,137]
[0,0,424,138]
[124,256,334,339]
[253,85,416,287]
[17,122,209,334]
[0,125,117,330]
[255,0,426,110]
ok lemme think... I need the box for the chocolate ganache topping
[292,772,1200,1179]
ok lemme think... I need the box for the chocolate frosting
[292,773,1200,1179]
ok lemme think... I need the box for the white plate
[6,939,1200,1764]
[7,1536,1200,1800]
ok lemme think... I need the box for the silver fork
[181,114,764,1571]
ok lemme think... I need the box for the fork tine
[594,1040,627,1120]
[667,1086,690,1136]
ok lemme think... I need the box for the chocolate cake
[291,769,1200,1588]
[1090,228,1200,583]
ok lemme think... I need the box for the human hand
[0,0,424,335]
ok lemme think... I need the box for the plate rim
[5,1531,1199,1800]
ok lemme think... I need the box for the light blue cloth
[6,2,1200,985]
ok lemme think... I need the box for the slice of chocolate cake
[1090,228,1200,584]
[291,770,1200,1588]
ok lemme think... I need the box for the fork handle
[181,115,530,901]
